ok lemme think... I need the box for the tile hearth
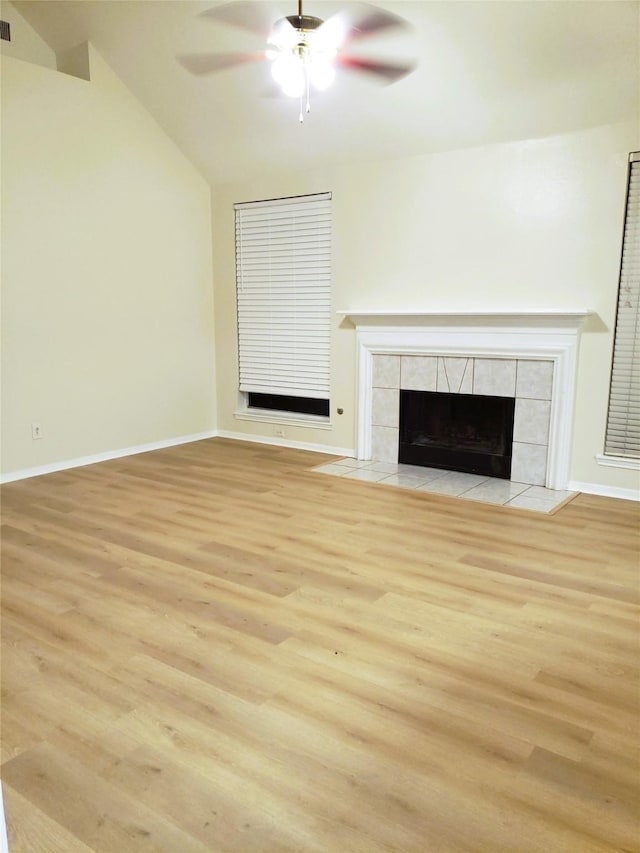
[312,458,577,513]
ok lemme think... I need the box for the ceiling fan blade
[331,4,411,43]
[178,52,266,75]
[199,2,279,39]
[336,55,416,84]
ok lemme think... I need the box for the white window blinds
[605,154,640,459]
[235,193,331,400]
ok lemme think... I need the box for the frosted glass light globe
[271,53,305,97]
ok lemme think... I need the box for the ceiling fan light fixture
[271,51,306,97]
[268,18,298,51]
[265,2,341,111]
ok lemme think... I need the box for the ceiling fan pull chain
[299,91,304,123]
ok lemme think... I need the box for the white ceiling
[13,0,640,185]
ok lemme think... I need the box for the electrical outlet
[31,422,43,440]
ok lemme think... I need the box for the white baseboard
[217,429,353,458]
[568,480,640,502]
[0,430,218,484]
[5,436,636,500]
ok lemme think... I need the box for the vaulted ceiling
[13,0,640,184]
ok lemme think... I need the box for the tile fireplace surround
[342,312,589,491]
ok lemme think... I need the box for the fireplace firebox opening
[399,390,516,479]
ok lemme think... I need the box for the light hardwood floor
[1,437,639,852]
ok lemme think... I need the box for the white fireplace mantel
[339,310,590,330]
[340,310,592,490]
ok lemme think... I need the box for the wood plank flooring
[1,437,639,852]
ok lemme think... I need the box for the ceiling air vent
[0,20,11,41]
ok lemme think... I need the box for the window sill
[234,408,332,430]
[596,453,640,471]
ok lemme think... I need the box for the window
[604,153,640,461]
[234,193,331,419]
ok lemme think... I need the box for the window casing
[604,153,640,461]
[234,193,331,417]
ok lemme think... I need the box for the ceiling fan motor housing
[283,14,324,33]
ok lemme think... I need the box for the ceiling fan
[178,0,416,120]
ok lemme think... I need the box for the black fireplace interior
[399,390,516,479]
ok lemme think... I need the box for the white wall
[212,121,639,493]
[1,46,216,477]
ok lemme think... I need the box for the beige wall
[0,1,56,69]
[212,121,639,492]
[1,47,216,476]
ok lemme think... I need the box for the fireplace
[399,390,516,478]
[342,311,589,490]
